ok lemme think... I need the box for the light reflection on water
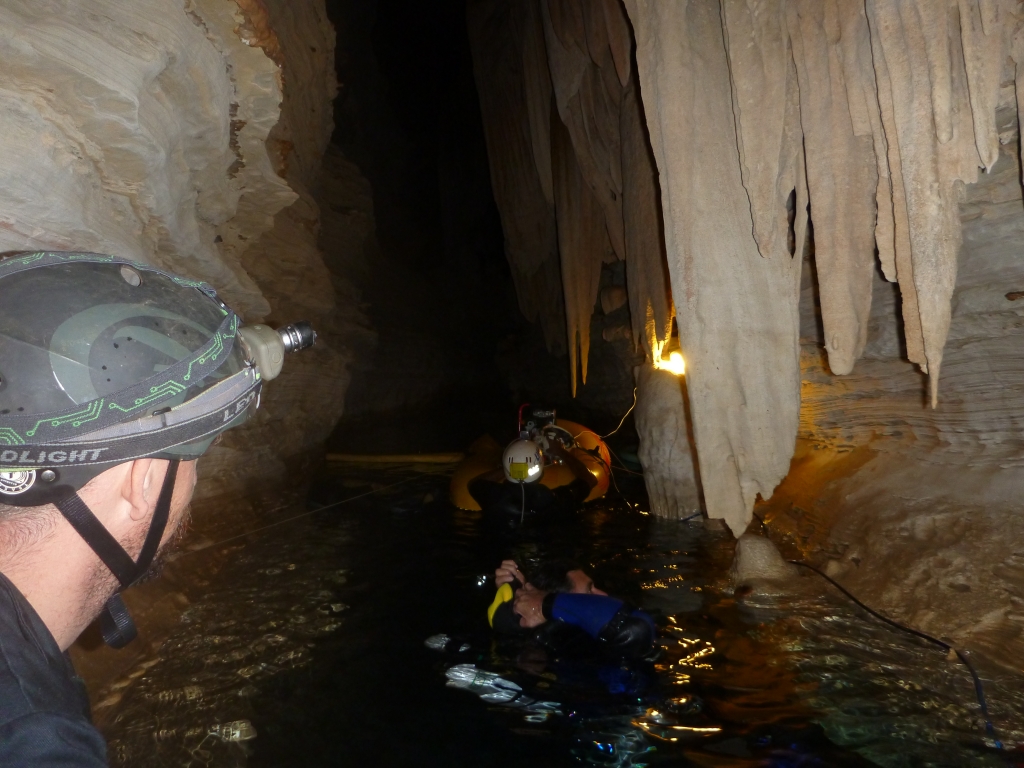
[96,468,1024,767]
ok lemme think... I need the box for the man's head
[529,559,607,596]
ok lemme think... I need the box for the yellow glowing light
[652,344,686,376]
[663,351,685,375]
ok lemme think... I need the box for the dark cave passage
[2,0,1024,766]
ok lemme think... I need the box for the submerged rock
[730,534,797,585]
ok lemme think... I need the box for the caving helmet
[502,436,543,483]
[0,251,312,647]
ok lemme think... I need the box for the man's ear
[124,458,162,523]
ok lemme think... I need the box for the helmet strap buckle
[53,460,180,649]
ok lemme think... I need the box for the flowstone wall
[0,0,371,508]
[755,98,1024,670]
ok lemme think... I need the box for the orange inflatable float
[449,419,611,511]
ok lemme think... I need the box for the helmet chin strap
[53,460,180,649]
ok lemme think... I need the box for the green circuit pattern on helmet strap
[106,381,188,415]
[24,399,105,439]
[184,315,234,381]
[0,429,23,446]
[0,376,262,470]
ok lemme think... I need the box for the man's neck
[0,524,114,651]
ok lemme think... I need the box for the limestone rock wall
[800,99,1024,468]
[758,118,1024,668]
[0,0,368,507]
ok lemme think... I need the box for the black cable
[581,439,705,524]
[785,558,1002,749]
[604,444,645,477]
[583,444,634,510]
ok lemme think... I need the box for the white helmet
[503,438,543,483]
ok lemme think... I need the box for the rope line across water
[177,474,430,558]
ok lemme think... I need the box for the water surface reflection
[97,467,1022,767]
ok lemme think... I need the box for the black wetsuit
[0,572,107,766]
[468,476,591,518]
[493,592,657,661]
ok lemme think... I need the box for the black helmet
[0,252,260,507]
[0,251,281,649]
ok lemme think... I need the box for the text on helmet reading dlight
[0,448,109,466]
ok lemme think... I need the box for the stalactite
[601,0,633,88]
[467,0,567,355]
[787,0,879,375]
[469,0,677,387]
[522,0,555,207]
[719,0,810,282]
[542,0,626,263]
[624,0,803,536]
[541,0,634,383]
[620,74,673,357]
[720,0,795,265]
[866,0,982,407]
[917,0,955,145]
[868,24,927,367]
[551,114,612,394]
[958,0,1014,171]
[836,0,899,294]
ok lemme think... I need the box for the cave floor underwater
[89,465,1024,768]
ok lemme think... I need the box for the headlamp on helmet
[503,436,543,484]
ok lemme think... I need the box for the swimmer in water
[488,559,657,660]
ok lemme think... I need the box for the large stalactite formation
[468,0,674,387]
[627,0,805,535]
[470,0,1024,535]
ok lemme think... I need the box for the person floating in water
[488,559,657,660]
[467,433,597,519]
[430,558,658,714]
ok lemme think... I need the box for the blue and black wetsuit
[538,593,656,659]
[489,585,656,660]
